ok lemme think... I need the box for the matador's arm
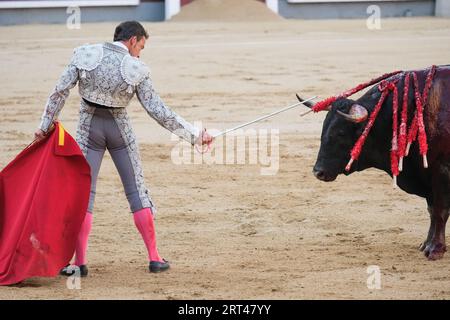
[136,76,200,145]
[38,59,79,133]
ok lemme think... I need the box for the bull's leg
[419,204,435,252]
[423,209,448,260]
[424,162,450,260]
[424,207,449,260]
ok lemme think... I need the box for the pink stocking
[133,208,163,262]
[74,211,93,266]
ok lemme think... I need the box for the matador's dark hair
[113,21,149,42]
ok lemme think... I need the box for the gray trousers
[75,100,155,214]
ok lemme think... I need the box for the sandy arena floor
[1,17,450,299]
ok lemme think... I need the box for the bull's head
[297,95,368,182]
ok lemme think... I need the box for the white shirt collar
[112,41,129,52]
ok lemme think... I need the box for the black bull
[298,65,450,260]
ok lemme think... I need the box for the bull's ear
[336,104,368,123]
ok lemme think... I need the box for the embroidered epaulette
[72,44,104,78]
[120,55,150,93]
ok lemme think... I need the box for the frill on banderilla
[312,65,436,187]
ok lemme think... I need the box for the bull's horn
[296,93,316,109]
[336,104,368,123]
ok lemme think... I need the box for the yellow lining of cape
[58,123,65,146]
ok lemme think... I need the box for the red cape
[0,123,91,285]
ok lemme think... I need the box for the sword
[212,95,317,139]
[195,95,317,153]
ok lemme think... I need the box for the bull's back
[424,65,450,155]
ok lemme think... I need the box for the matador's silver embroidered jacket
[38,42,200,145]
[38,42,201,212]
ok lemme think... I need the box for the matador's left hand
[34,129,47,142]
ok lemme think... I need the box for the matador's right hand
[196,128,213,146]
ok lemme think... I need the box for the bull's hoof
[424,243,447,260]
[419,241,428,252]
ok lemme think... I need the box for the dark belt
[83,98,114,109]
